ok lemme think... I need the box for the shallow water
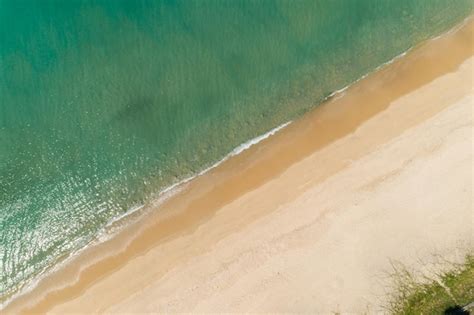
[0,0,471,301]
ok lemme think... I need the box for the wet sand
[4,18,473,314]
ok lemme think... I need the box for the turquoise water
[0,0,471,302]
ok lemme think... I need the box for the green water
[0,0,471,302]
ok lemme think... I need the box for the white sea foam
[104,120,292,229]
[229,122,292,157]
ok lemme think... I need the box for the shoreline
[4,17,474,313]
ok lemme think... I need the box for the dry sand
[5,19,473,314]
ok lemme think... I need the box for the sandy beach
[4,18,473,314]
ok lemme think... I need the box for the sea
[0,0,472,304]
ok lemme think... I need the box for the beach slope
[107,58,474,314]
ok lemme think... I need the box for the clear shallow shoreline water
[0,119,293,310]
[0,0,472,302]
